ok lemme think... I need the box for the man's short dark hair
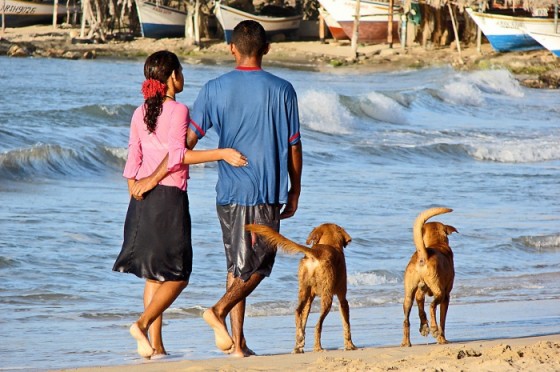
[231,20,268,57]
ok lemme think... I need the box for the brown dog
[245,223,356,354]
[401,207,458,347]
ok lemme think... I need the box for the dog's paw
[419,324,430,337]
[431,327,440,338]
[345,342,357,351]
[292,348,304,354]
[313,347,325,352]
[436,336,449,344]
[401,341,412,347]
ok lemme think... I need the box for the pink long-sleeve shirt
[123,101,189,191]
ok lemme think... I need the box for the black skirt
[113,185,192,282]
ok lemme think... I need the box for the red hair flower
[141,79,167,100]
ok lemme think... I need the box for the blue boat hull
[141,23,185,38]
[485,34,543,52]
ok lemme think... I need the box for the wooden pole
[53,0,59,29]
[319,13,325,43]
[448,3,461,58]
[194,0,200,45]
[2,0,5,36]
[351,0,361,59]
[387,0,393,47]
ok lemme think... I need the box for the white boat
[214,1,302,43]
[317,0,399,43]
[135,0,187,39]
[526,29,560,57]
[0,0,72,27]
[465,7,558,52]
[318,7,348,40]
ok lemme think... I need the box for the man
[132,20,302,357]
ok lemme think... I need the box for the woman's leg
[131,279,188,358]
[144,280,166,355]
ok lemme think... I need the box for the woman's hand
[222,149,248,167]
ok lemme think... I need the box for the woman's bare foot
[129,322,154,358]
[203,308,233,351]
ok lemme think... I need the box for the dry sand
[57,333,560,371]
[2,24,560,87]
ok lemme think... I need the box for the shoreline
[58,333,560,371]
[2,25,560,88]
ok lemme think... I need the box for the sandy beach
[2,24,560,88]
[57,334,560,371]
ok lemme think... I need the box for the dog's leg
[429,295,442,340]
[415,289,429,337]
[436,293,450,344]
[293,292,314,354]
[401,286,416,347]
[337,294,357,351]
[314,295,333,352]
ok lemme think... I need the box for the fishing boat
[0,0,73,27]
[317,0,399,43]
[318,6,349,40]
[214,0,302,43]
[135,0,187,38]
[464,7,558,52]
[526,29,560,56]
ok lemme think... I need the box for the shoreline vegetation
[2,24,560,88]
[58,334,560,371]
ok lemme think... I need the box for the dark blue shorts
[217,204,281,281]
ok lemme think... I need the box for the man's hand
[131,177,157,200]
[280,188,299,219]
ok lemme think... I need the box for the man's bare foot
[228,345,256,358]
[203,308,233,351]
[129,323,154,358]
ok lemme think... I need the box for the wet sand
[57,333,560,371]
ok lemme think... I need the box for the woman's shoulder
[165,100,189,115]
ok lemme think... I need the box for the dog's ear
[306,226,323,245]
[339,226,352,247]
[445,225,458,235]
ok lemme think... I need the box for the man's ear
[230,43,237,56]
[263,43,270,55]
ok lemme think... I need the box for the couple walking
[112,20,303,359]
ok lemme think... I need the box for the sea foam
[299,90,352,134]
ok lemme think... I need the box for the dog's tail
[245,224,318,258]
[413,207,453,266]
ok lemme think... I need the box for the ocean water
[1,56,559,371]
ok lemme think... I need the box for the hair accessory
[141,79,167,100]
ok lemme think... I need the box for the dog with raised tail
[245,223,356,354]
[401,207,458,347]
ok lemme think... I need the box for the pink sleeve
[123,108,143,179]
[167,103,188,172]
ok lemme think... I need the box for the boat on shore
[318,7,349,40]
[0,0,73,27]
[214,0,302,43]
[465,7,558,52]
[526,29,560,56]
[317,0,399,43]
[135,0,187,38]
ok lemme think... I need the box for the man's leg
[203,272,264,355]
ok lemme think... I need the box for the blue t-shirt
[189,67,301,206]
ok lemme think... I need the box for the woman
[113,50,247,359]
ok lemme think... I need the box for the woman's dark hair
[143,51,181,133]
[231,20,268,57]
